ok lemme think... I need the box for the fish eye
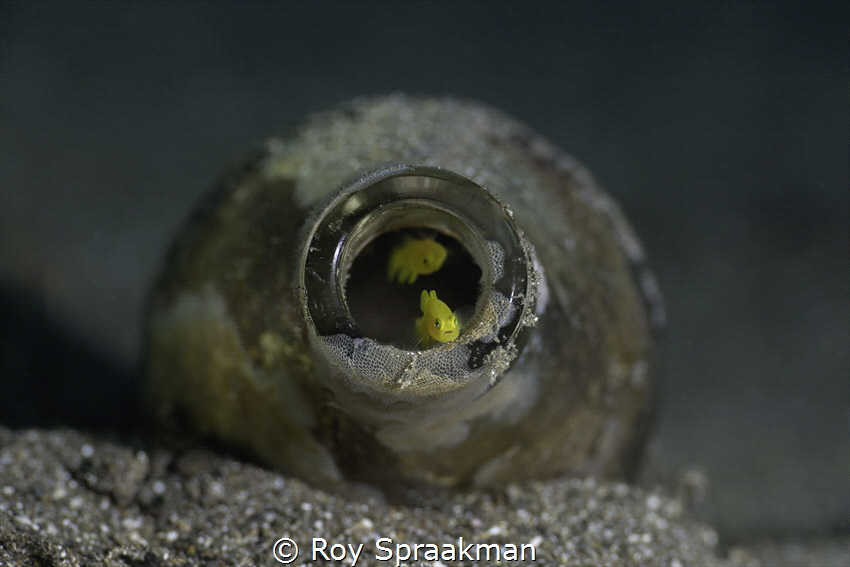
[453,317,458,326]
[434,319,441,329]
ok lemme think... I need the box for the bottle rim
[297,165,536,396]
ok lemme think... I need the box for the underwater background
[1,0,847,545]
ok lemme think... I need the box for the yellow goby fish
[387,238,447,284]
[416,290,460,347]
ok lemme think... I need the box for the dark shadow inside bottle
[345,229,481,349]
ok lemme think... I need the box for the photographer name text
[273,536,537,565]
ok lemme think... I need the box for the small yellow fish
[387,238,447,284]
[416,290,460,347]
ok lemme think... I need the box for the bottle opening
[300,165,534,387]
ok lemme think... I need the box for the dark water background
[1,0,847,543]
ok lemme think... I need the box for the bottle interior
[345,228,481,349]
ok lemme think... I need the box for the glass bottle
[147,95,664,488]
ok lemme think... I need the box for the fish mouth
[442,330,456,339]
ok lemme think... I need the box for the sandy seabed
[2,427,847,566]
[1,427,723,566]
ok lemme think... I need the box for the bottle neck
[298,165,537,399]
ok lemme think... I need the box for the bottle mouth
[298,165,534,394]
